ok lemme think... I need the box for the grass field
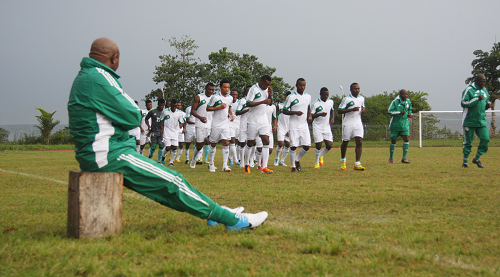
[1,146,499,276]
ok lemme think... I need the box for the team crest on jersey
[197,100,206,110]
[315,106,324,113]
[255,92,262,99]
[345,101,355,109]
[215,100,222,107]
[291,99,299,106]
[165,115,170,120]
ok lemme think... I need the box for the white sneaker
[225,211,269,231]
[209,164,216,172]
[189,158,196,169]
[250,159,255,168]
[222,166,231,172]
[274,158,279,166]
[239,162,245,168]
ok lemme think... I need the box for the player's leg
[354,136,364,170]
[462,126,475,167]
[318,132,332,167]
[280,138,290,166]
[275,129,285,166]
[221,139,231,172]
[189,128,206,168]
[295,129,311,171]
[389,129,398,163]
[314,130,323,168]
[401,134,410,163]
[472,126,489,168]
[260,130,272,173]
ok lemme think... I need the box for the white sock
[262,145,270,168]
[275,146,282,160]
[250,146,257,162]
[222,146,229,168]
[290,149,297,167]
[315,148,321,164]
[185,148,190,161]
[239,145,245,164]
[136,145,140,153]
[192,148,200,162]
[296,148,308,161]
[256,151,262,168]
[209,146,216,166]
[319,147,330,157]
[230,143,238,163]
[244,145,252,165]
[281,147,289,162]
[176,148,183,160]
[169,150,177,164]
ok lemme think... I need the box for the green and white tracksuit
[67,57,238,226]
[388,96,412,160]
[461,82,490,163]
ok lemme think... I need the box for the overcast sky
[1,0,499,125]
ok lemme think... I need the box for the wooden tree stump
[67,170,123,238]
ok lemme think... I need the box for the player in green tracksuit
[68,37,267,231]
[461,74,491,168]
[387,89,412,163]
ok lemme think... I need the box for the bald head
[399,89,408,101]
[475,74,486,88]
[89,37,120,71]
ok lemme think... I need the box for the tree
[147,35,208,108]
[204,47,293,103]
[0,127,9,144]
[35,108,60,145]
[465,42,500,134]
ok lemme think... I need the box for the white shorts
[313,129,333,143]
[162,136,178,147]
[289,129,311,148]
[129,127,140,141]
[184,128,196,143]
[177,132,184,143]
[277,127,290,142]
[140,132,150,145]
[230,126,239,138]
[256,134,274,148]
[342,124,364,141]
[247,124,271,141]
[210,126,231,143]
[196,127,210,143]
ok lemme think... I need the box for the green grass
[1,147,500,276]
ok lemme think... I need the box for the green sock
[209,205,238,226]
[403,142,409,159]
[390,144,395,159]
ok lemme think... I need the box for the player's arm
[336,98,358,115]
[407,100,413,118]
[145,110,153,130]
[282,95,302,116]
[159,118,164,137]
[329,105,335,125]
[190,95,207,123]
[307,106,312,122]
[387,100,401,116]
[228,107,234,121]
[461,88,481,108]
[207,95,226,111]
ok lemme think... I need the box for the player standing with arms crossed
[282,78,312,172]
[145,99,166,160]
[311,87,335,169]
[338,83,365,171]
[387,89,412,163]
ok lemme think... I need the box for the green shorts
[390,130,409,140]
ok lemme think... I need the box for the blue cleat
[225,212,268,232]
[207,206,245,227]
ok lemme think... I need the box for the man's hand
[319,112,327,117]
[400,110,406,115]
[330,118,335,125]
[352,107,360,112]
[295,111,304,116]
[200,117,207,123]
[486,102,491,110]
[220,103,226,109]
[408,114,412,118]
[478,94,485,101]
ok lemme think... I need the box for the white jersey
[230,99,240,129]
[246,83,269,125]
[184,106,196,133]
[208,92,233,129]
[266,104,276,127]
[194,93,212,129]
[161,108,185,138]
[283,92,311,131]
[176,110,186,133]
[311,98,334,132]
[237,96,249,130]
[140,109,150,131]
[339,93,365,126]
[277,103,289,132]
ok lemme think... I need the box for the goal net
[418,110,500,147]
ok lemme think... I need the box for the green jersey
[388,95,412,131]
[68,57,141,171]
[461,82,489,128]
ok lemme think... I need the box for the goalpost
[419,110,500,147]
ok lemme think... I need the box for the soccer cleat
[315,163,320,169]
[209,164,216,172]
[389,158,394,163]
[261,167,273,174]
[161,160,166,165]
[222,166,231,172]
[196,160,203,165]
[472,159,484,168]
[240,162,245,168]
[244,165,251,174]
[290,167,296,172]
[175,158,180,163]
[185,160,189,164]
[319,156,324,166]
[235,160,240,165]
[295,161,302,171]
[250,159,255,168]
[168,163,175,167]
[225,212,268,232]
[274,158,279,166]
[462,163,469,168]
[401,159,410,164]
[279,161,287,166]
[189,159,196,169]
[340,162,347,171]
[354,164,365,170]
[257,165,262,171]
[229,158,234,165]
[207,206,245,227]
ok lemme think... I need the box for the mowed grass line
[1,147,499,276]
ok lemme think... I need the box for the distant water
[0,124,68,141]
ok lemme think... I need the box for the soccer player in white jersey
[229,90,240,165]
[183,105,196,164]
[175,102,186,163]
[283,78,312,172]
[338,83,366,171]
[311,87,335,169]
[139,100,153,155]
[160,99,185,167]
[244,75,274,174]
[206,80,235,172]
[256,104,277,170]
[236,85,251,168]
[274,91,291,166]
[189,83,215,168]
